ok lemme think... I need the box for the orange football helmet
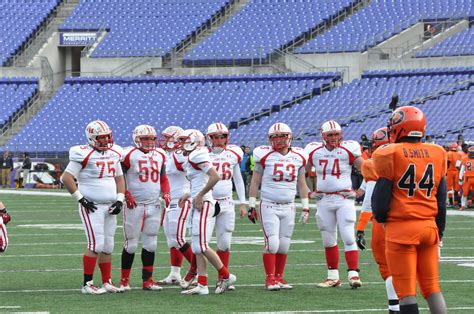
[449,143,458,151]
[387,106,426,143]
[371,127,389,152]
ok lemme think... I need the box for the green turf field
[1,191,473,313]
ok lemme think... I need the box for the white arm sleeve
[232,164,247,204]
[455,159,462,169]
[359,179,367,191]
[64,161,82,178]
[115,163,123,176]
[460,165,465,180]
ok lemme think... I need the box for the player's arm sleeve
[64,161,82,178]
[359,179,367,191]
[459,165,465,180]
[435,177,447,238]
[232,164,247,204]
[371,178,393,223]
[253,162,263,173]
[115,162,123,176]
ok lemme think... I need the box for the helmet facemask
[322,131,342,150]
[269,133,291,151]
[208,133,228,153]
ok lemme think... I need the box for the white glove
[300,209,310,225]
[308,191,323,201]
[458,180,463,186]
[340,190,357,200]
[438,240,443,259]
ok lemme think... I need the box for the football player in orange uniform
[356,127,399,313]
[459,146,474,211]
[372,106,447,314]
[446,143,461,207]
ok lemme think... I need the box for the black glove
[356,231,366,250]
[213,202,221,217]
[79,197,97,213]
[248,207,258,224]
[108,200,123,215]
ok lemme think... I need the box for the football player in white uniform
[119,125,169,291]
[206,123,247,288]
[176,129,236,295]
[159,126,197,286]
[61,120,124,295]
[248,123,310,291]
[0,201,10,253]
[306,120,363,288]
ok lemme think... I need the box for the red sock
[197,275,207,286]
[121,268,131,281]
[170,247,184,267]
[98,262,111,284]
[275,253,287,279]
[217,250,230,268]
[83,255,97,276]
[325,245,339,270]
[263,253,276,278]
[189,254,197,274]
[344,250,359,270]
[218,266,229,280]
[181,245,195,265]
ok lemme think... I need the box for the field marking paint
[242,307,474,314]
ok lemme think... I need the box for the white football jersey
[122,147,166,204]
[68,144,123,203]
[307,140,361,192]
[254,146,307,203]
[209,145,243,199]
[165,151,190,200]
[184,147,213,200]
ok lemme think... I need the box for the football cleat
[266,276,280,291]
[460,206,466,211]
[81,280,106,295]
[348,277,362,289]
[179,271,197,289]
[181,284,209,295]
[158,273,182,285]
[119,278,131,292]
[275,277,293,290]
[227,285,236,291]
[317,279,342,288]
[143,278,163,291]
[215,274,237,294]
[102,279,122,293]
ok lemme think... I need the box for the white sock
[386,276,399,312]
[171,266,181,276]
[461,196,467,207]
[328,269,339,280]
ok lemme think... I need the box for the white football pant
[191,200,217,254]
[215,198,236,252]
[162,199,191,249]
[123,203,162,253]
[79,204,117,254]
[259,200,296,254]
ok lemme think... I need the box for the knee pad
[340,224,356,248]
[102,235,115,254]
[191,239,208,254]
[124,237,139,254]
[216,231,232,252]
[266,235,279,254]
[142,235,157,252]
[321,230,337,248]
[166,237,180,249]
[277,236,291,254]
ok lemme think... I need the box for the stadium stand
[0,78,39,129]
[5,73,338,152]
[184,0,359,65]
[230,67,473,145]
[416,26,474,57]
[60,0,235,57]
[0,0,59,66]
[296,0,473,53]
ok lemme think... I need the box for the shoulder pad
[253,145,272,163]
[227,145,244,161]
[121,146,135,161]
[341,140,362,157]
[153,147,166,157]
[189,148,210,164]
[109,144,123,156]
[291,146,309,160]
[69,145,93,163]
[304,142,322,155]
[173,151,187,163]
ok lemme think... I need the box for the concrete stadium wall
[81,57,163,76]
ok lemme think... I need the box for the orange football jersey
[373,142,447,244]
[447,151,460,171]
[361,159,378,182]
[461,156,474,178]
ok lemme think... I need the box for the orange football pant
[462,177,474,197]
[446,170,459,192]
[370,219,390,280]
[386,227,440,299]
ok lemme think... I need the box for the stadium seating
[60,0,234,58]
[0,0,59,65]
[184,0,357,65]
[0,78,38,128]
[5,73,337,152]
[296,0,473,53]
[230,67,473,145]
[416,26,474,57]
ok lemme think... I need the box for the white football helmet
[206,122,229,152]
[320,120,342,149]
[176,129,205,155]
[133,124,157,152]
[161,126,183,151]
[85,120,113,151]
[268,123,292,150]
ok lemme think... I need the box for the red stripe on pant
[80,206,95,252]
[176,200,190,247]
[199,202,210,252]
[0,224,7,251]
